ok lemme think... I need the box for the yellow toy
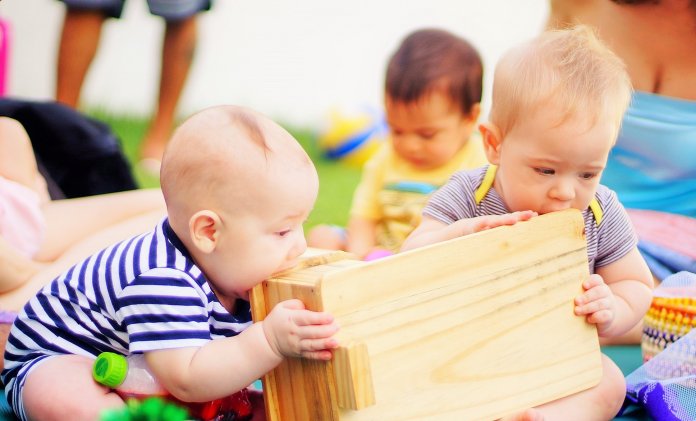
[317,107,387,167]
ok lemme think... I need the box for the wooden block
[333,341,376,410]
[251,209,602,421]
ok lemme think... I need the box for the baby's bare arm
[145,299,339,402]
[402,212,536,252]
[577,247,653,337]
[401,216,461,251]
[346,216,378,258]
[145,324,279,402]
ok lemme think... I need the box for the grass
[87,110,362,229]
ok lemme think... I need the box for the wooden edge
[272,249,355,278]
[333,341,376,411]
[250,253,353,421]
[248,283,281,421]
[249,283,268,321]
[256,210,592,420]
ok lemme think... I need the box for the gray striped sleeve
[423,170,479,224]
[593,185,638,268]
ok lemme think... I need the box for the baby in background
[309,28,487,259]
[403,26,653,421]
[2,106,339,420]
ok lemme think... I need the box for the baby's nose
[550,179,575,201]
[290,231,308,260]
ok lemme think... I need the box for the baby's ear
[465,103,481,123]
[479,122,503,165]
[189,210,221,254]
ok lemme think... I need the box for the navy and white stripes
[2,218,251,419]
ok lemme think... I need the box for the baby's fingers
[293,310,336,327]
[575,296,611,316]
[301,349,335,361]
[514,210,537,221]
[473,211,537,232]
[279,299,306,310]
[586,309,613,325]
[296,322,340,340]
[581,274,605,291]
[298,337,340,355]
[575,285,611,307]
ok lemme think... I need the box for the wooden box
[250,210,602,420]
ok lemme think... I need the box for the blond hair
[489,25,632,137]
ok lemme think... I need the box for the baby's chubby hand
[453,211,537,237]
[262,299,339,361]
[574,274,616,335]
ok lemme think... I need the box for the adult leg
[0,209,165,310]
[55,8,107,108]
[0,118,48,201]
[0,119,48,294]
[34,189,165,262]
[139,15,198,162]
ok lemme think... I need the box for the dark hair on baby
[385,28,483,115]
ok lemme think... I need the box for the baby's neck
[210,285,238,313]
[220,296,238,314]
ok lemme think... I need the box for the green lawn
[88,110,362,230]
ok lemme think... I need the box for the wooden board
[250,209,602,420]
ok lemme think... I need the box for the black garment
[0,98,137,199]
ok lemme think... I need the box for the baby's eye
[534,167,555,176]
[579,172,598,180]
[276,229,291,237]
[418,131,438,140]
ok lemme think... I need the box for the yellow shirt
[350,133,487,252]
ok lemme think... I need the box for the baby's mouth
[274,260,298,275]
[408,157,425,166]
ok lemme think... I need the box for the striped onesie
[424,166,638,273]
[1,218,252,420]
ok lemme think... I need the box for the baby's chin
[407,159,438,171]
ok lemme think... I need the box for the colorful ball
[317,107,387,167]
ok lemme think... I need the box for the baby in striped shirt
[2,106,339,420]
[402,26,653,421]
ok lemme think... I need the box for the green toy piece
[100,397,189,421]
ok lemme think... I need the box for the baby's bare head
[160,105,316,234]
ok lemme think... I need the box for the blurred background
[0,0,549,226]
[2,0,548,126]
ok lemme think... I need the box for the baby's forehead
[169,106,312,174]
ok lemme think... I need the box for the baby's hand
[262,299,339,361]
[453,211,537,237]
[574,274,616,335]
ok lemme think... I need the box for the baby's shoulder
[447,166,489,190]
[593,184,622,212]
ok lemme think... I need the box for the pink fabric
[628,209,696,260]
[0,176,45,258]
[0,19,10,96]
